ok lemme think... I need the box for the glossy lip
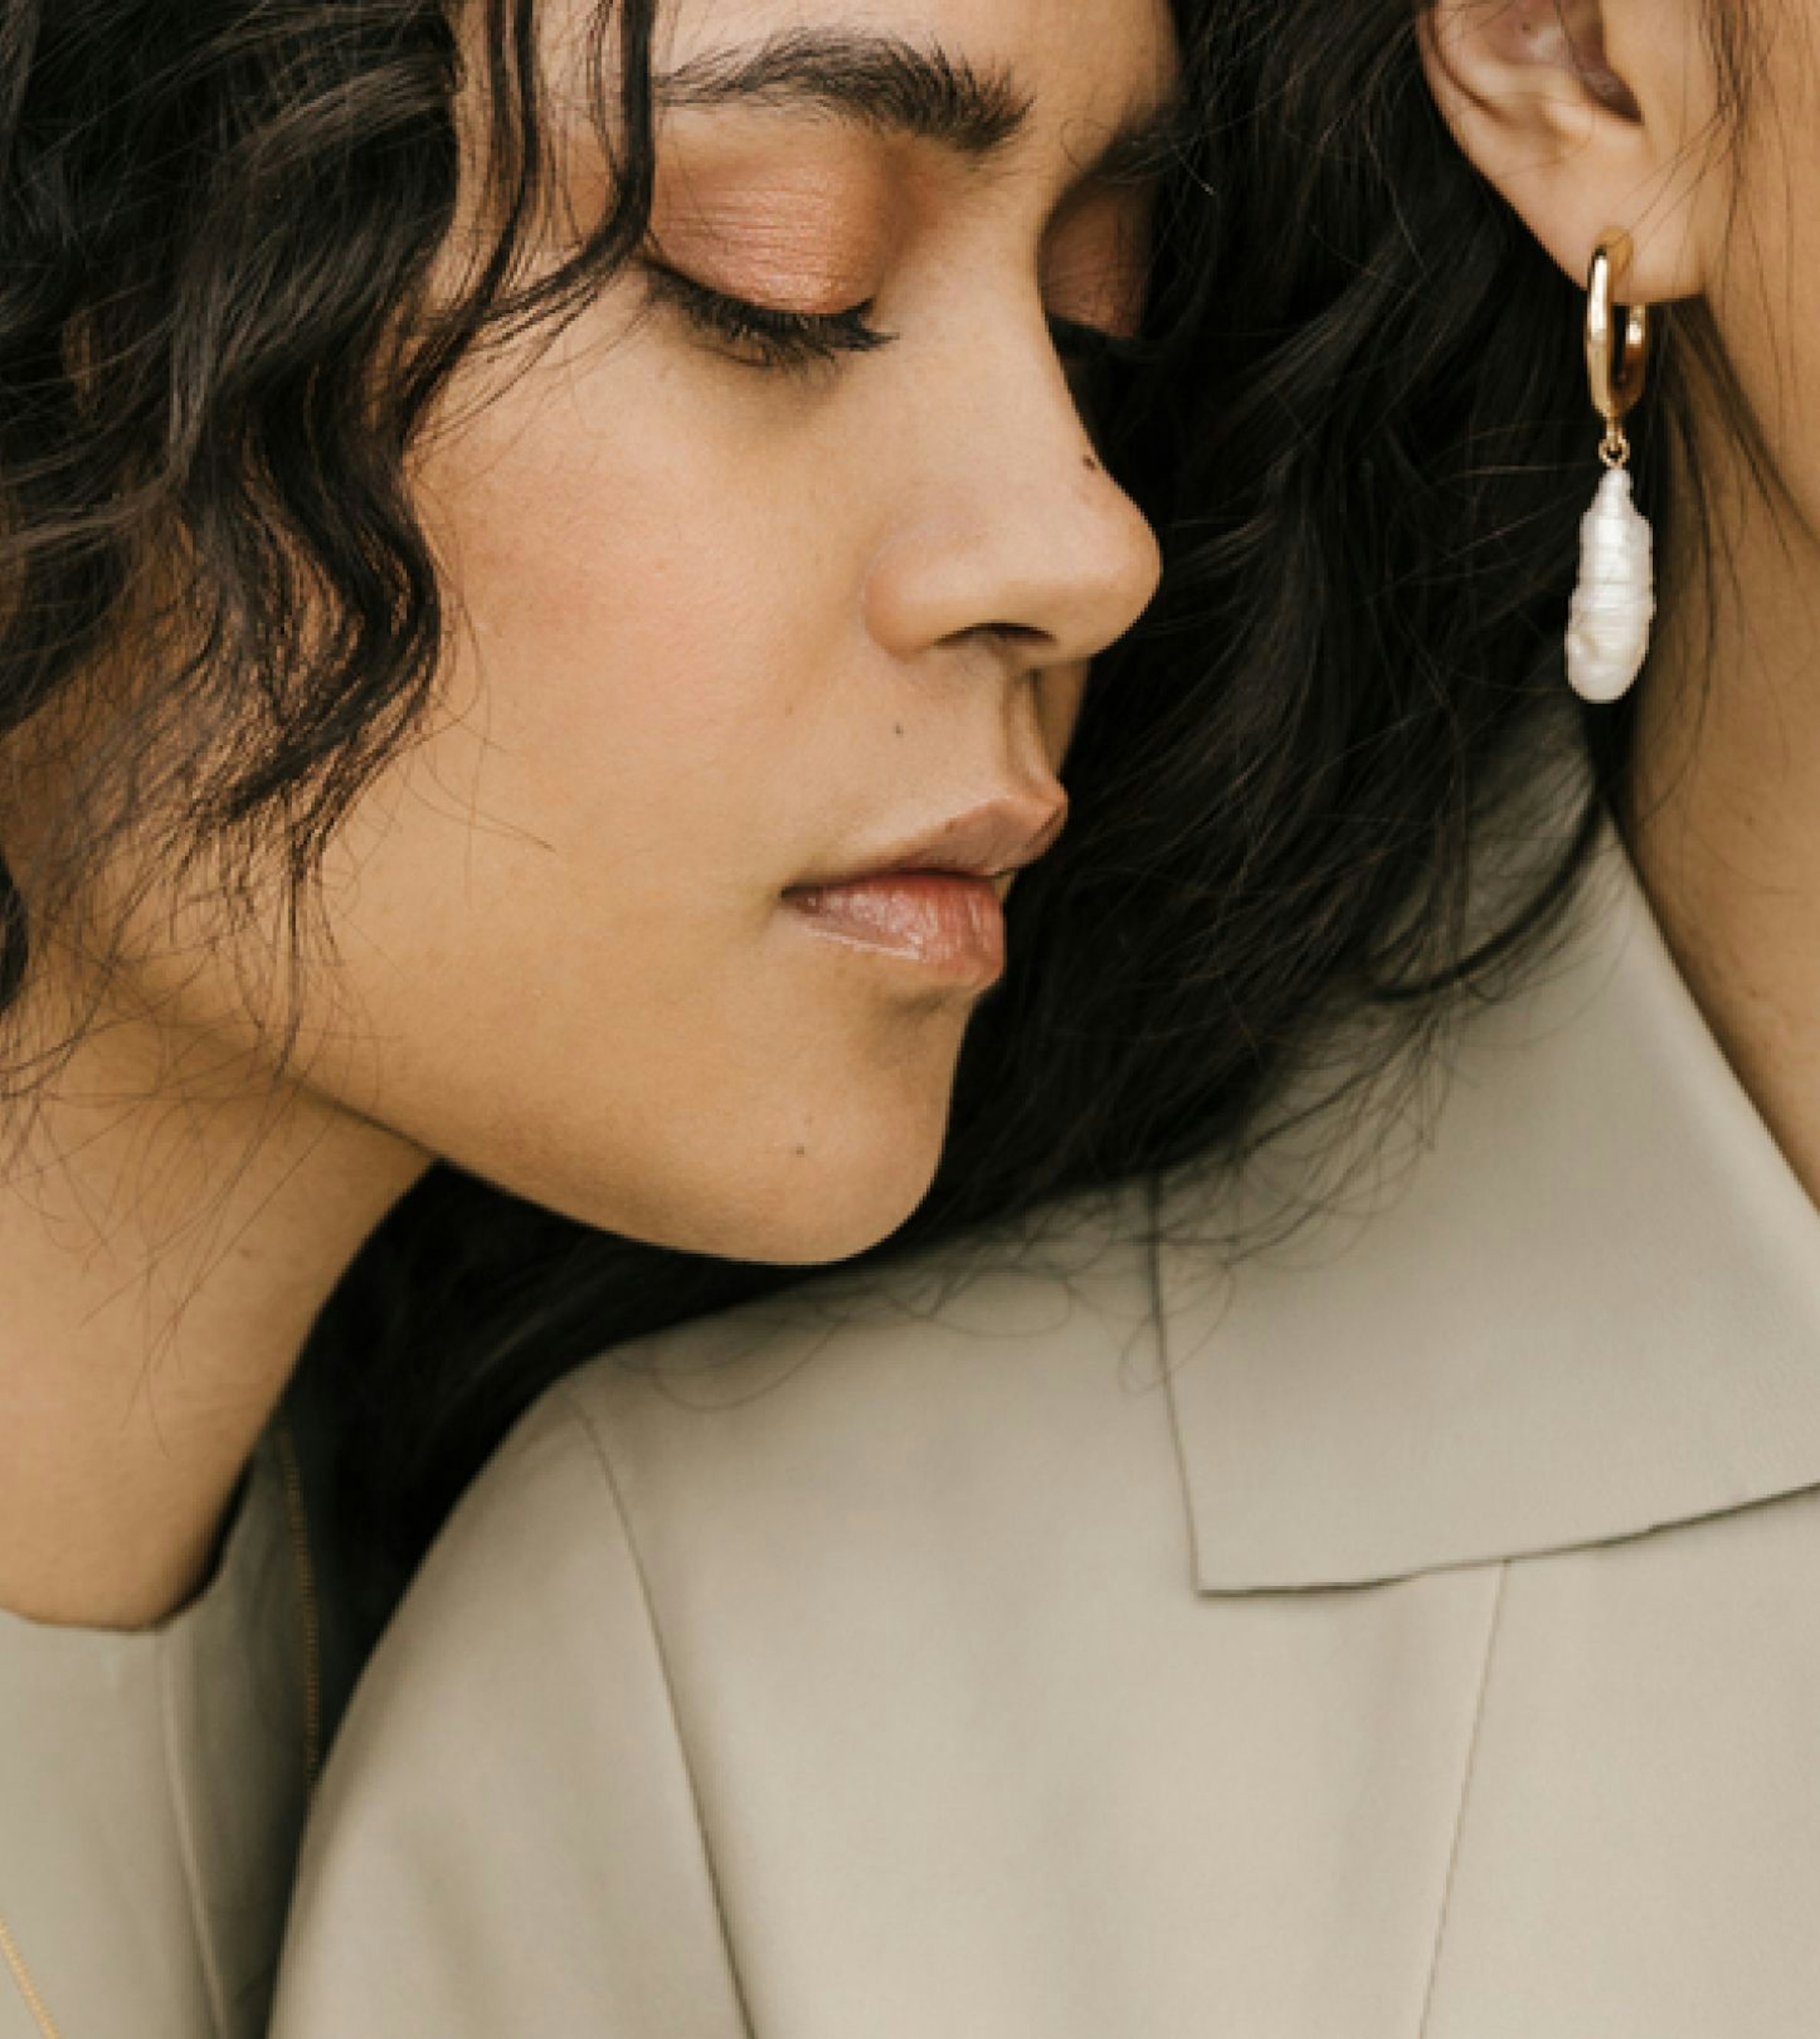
[785,871,1009,990]
[780,792,1069,990]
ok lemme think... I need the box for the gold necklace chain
[0,1421,323,2039]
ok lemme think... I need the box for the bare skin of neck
[0,990,425,1628]
[1626,441,1820,1207]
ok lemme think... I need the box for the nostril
[937,620,1052,657]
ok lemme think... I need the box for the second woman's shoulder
[551,1169,1184,1519]
[273,1380,754,2038]
[272,1173,1207,2036]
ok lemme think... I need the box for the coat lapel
[1160,825,1820,1592]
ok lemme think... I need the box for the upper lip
[788,792,1070,892]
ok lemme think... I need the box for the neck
[1627,444,1820,1205]
[0,1002,425,1629]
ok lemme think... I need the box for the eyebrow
[654,28,1186,182]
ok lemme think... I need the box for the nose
[861,314,1165,673]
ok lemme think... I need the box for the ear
[1419,0,1718,302]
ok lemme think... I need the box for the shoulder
[290,1391,662,1858]
[553,1173,1174,1530]
[274,1385,752,2036]
[273,1175,1192,2035]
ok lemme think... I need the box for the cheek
[400,310,906,992]
[1710,78,1820,513]
[297,317,970,1261]
[417,338,838,828]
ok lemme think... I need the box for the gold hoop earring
[1565,230,1656,705]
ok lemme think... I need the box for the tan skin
[1422,0,1820,1209]
[0,0,1175,1627]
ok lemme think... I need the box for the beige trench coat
[0,1430,316,2039]
[273,825,1820,2038]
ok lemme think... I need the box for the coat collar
[1159,815,1820,1592]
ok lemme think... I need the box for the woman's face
[156,0,1174,1263]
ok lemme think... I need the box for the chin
[555,1090,954,1269]
[426,1023,966,1269]
[733,1169,939,1265]
[682,1126,950,1267]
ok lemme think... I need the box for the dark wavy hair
[0,0,1752,1623]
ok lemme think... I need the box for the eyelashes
[1046,314,1155,380]
[643,262,896,372]
[644,261,1154,395]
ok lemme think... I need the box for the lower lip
[783,871,1007,989]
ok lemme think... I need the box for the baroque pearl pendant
[1565,466,1655,705]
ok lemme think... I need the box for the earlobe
[1419,0,1711,302]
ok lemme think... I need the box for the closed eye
[645,261,1156,401]
[1047,313,1156,372]
[1048,312,1158,428]
[644,263,896,373]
